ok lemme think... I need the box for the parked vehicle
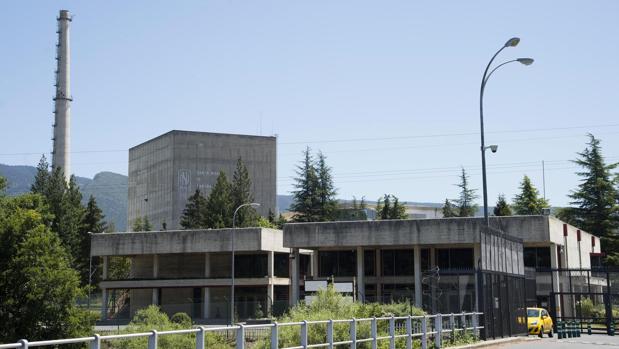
[527,307,554,337]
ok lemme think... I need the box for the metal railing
[0,312,482,349]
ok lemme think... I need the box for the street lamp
[230,202,260,325]
[479,37,534,227]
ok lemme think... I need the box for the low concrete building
[283,215,601,317]
[91,228,309,323]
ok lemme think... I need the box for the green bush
[111,306,231,349]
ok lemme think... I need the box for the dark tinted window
[274,253,289,277]
[382,249,414,276]
[364,250,375,276]
[524,247,551,269]
[235,254,267,277]
[319,250,357,277]
[435,248,474,270]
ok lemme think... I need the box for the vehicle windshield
[527,309,541,318]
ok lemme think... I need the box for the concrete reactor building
[127,130,277,230]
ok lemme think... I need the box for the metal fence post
[18,339,28,349]
[350,318,357,349]
[237,324,245,349]
[196,326,205,349]
[450,313,455,342]
[435,314,442,349]
[371,317,378,349]
[472,313,479,338]
[91,334,101,349]
[148,330,158,349]
[461,312,466,333]
[389,316,395,349]
[271,322,279,349]
[405,315,412,349]
[421,316,427,349]
[301,320,308,349]
[327,320,334,349]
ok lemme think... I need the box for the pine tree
[512,175,549,215]
[455,168,478,217]
[442,198,458,217]
[31,155,50,194]
[268,209,276,224]
[132,216,152,231]
[557,135,619,263]
[0,176,6,195]
[142,216,152,231]
[79,195,106,285]
[494,194,512,216]
[231,158,259,227]
[376,194,408,219]
[180,189,208,229]
[359,196,367,209]
[315,152,338,221]
[205,171,233,229]
[291,147,320,222]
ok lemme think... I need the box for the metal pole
[231,202,260,325]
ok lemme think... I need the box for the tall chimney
[52,9,72,181]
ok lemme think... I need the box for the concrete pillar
[311,251,319,278]
[375,249,382,302]
[550,243,562,318]
[414,246,422,308]
[430,248,437,313]
[268,251,275,277]
[152,288,159,305]
[290,248,300,306]
[153,254,159,278]
[203,287,210,319]
[101,288,107,320]
[356,247,365,302]
[268,251,275,314]
[102,256,108,280]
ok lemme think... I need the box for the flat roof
[91,228,287,256]
[129,130,276,151]
[283,215,595,249]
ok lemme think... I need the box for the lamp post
[230,202,260,325]
[479,37,534,227]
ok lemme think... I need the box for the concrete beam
[100,277,291,289]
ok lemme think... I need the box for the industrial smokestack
[52,9,72,181]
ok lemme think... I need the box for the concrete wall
[91,228,288,256]
[128,131,276,230]
[284,216,552,248]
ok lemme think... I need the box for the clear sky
[1,1,618,207]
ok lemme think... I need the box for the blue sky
[1,1,618,207]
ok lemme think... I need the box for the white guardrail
[0,312,483,349]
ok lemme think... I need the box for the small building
[283,215,600,317]
[127,131,277,230]
[91,215,601,329]
[91,228,310,323]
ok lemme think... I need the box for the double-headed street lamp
[479,37,534,227]
[230,202,260,325]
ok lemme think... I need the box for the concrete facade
[92,228,306,323]
[127,131,276,230]
[283,215,601,315]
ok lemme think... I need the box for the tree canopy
[512,175,549,215]
[494,194,512,216]
[376,194,408,220]
[291,147,338,222]
[180,189,208,229]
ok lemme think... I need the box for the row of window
[318,248,474,277]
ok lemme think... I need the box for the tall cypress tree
[291,147,320,222]
[315,152,338,221]
[230,158,258,227]
[512,175,549,215]
[180,189,208,229]
[31,155,50,194]
[376,194,408,220]
[455,168,478,217]
[205,171,233,229]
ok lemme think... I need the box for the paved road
[486,335,619,348]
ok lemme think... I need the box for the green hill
[0,164,128,231]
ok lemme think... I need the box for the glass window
[527,309,540,317]
[524,247,551,269]
[421,248,431,271]
[364,250,375,276]
[382,249,414,276]
[435,248,474,270]
[274,253,289,277]
[318,250,356,277]
[235,254,267,277]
